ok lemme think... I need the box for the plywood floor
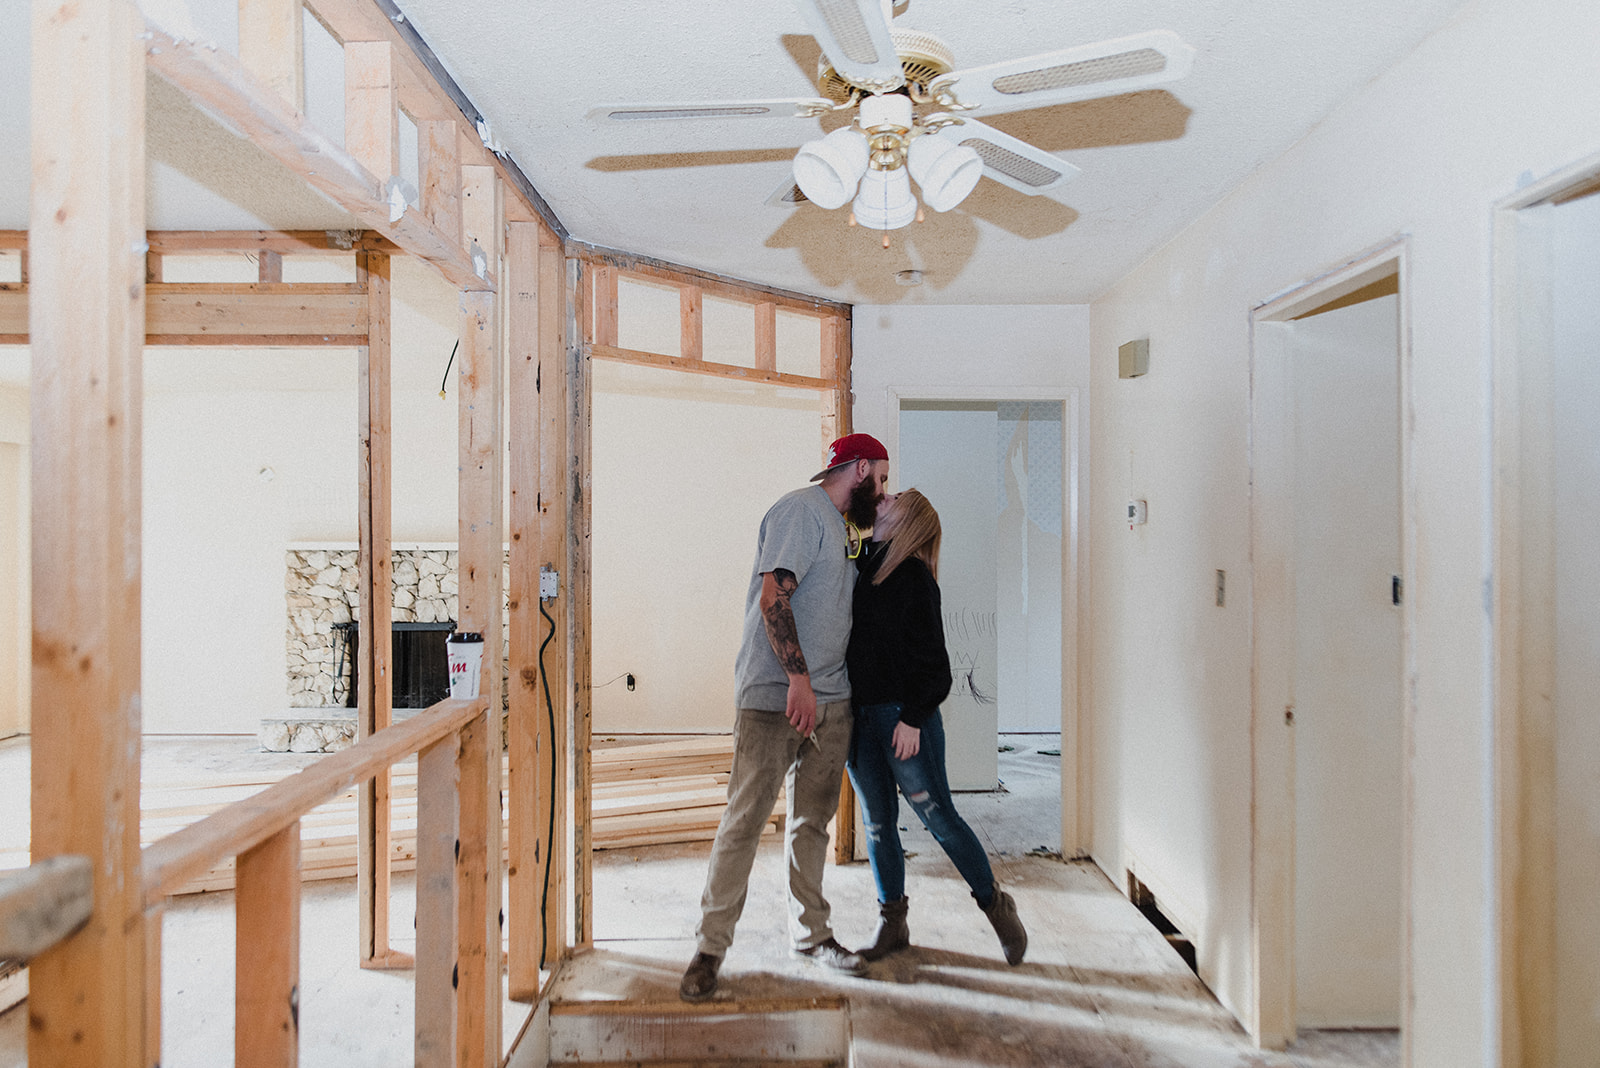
[0,734,1396,1067]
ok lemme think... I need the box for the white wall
[589,360,822,734]
[1087,0,1600,1058]
[0,382,26,738]
[141,255,461,733]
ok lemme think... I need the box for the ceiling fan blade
[588,98,832,123]
[932,30,1195,115]
[926,116,1082,197]
[795,0,905,93]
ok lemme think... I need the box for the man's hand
[786,673,818,739]
[891,721,921,761]
[760,569,815,740]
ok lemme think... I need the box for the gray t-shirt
[733,484,854,711]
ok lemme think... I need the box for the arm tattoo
[762,569,809,676]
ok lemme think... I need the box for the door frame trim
[882,385,1086,855]
[1490,148,1600,1068]
[1246,236,1415,1050]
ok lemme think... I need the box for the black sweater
[846,543,953,728]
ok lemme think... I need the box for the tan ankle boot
[861,896,910,961]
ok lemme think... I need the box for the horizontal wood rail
[143,27,492,293]
[141,696,484,908]
[0,857,93,962]
[589,343,835,391]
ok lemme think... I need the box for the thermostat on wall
[1127,499,1148,527]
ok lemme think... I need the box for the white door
[1287,292,1404,1027]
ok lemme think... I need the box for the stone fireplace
[267,545,507,751]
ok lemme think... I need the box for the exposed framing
[577,252,858,868]
[1489,149,1600,1068]
[1246,237,1416,1051]
[21,1,860,1061]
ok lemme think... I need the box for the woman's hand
[891,721,921,761]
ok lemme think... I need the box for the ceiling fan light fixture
[907,134,983,212]
[852,166,917,231]
[793,127,871,210]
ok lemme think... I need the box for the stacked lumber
[590,735,783,850]
[0,737,781,895]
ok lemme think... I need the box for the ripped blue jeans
[846,703,996,907]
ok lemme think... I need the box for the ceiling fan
[589,0,1195,243]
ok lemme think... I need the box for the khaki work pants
[694,699,852,956]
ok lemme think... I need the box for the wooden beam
[145,26,491,292]
[536,230,571,969]
[589,343,835,391]
[414,729,458,1067]
[141,698,484,907]
[235,822,301,1068]
[345,40,399,183]
[28,2,148,1063]
[0,857,93,962]
[454,711,491,1068]
[0,283,370,345]
[681,285,703,362]
[505,221,543,1001]
[569,258,594,949]
[146,230,397,254]
[820,311,856,864]
[754,302,777,373]
[573,245,847,316]
[257,250,284,283]
[419,120,463,247]
[457,163,504,1064]
[238,0,305,111]
[357,250,405,970]
[593,268,618,348]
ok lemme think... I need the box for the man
[680,433,891,1002]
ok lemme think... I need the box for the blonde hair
[873,488,941,586]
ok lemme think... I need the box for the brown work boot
[859,897,910,961]
[792,936,867,975]
[678,951,722,1002]
[979,887,1028,965]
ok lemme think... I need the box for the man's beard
[846,476,880,530]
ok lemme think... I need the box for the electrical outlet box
[1119,338,1150,379]
[1127,499,1148,526]
[540,566,559,600]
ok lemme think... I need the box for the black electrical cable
[537,593,558,968]
[438,339,459,399]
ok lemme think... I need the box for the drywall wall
[588,360,823,734]
[141,254,461,734]
[1088,0,1600,1057]
[0,383,26,738]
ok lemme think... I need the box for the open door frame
[1246,238,1416,1051]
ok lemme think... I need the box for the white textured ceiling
[0,0,1472,306]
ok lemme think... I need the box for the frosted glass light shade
[852,167,917,230]
[907,134,983,212]
[793,127,870,210]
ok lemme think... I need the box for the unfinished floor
[0,734,1397,1066]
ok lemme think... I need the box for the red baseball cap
[810,433,889,482]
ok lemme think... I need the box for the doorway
[1249,243,1411,1048]
[891,393,1075,810]
[1494,162,1600,1067]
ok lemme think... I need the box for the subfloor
[0,733,1397,1067]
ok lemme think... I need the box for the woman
[845,489,1028,964]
